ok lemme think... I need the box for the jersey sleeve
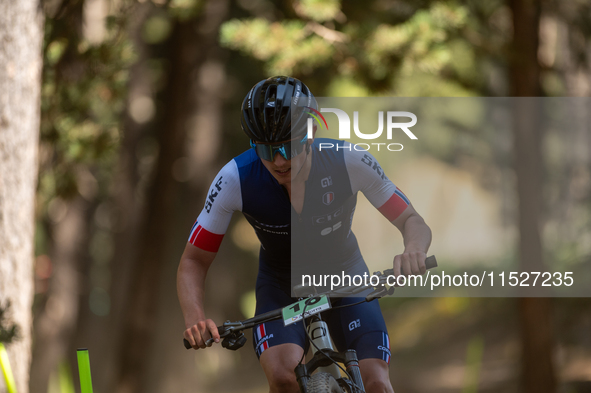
[187,160,242,252]
[343,143,410,222]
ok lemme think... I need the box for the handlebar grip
[425,255,437,270]
[383,255,437,276]
[183,325,227,349]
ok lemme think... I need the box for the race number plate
[282,295,331,326]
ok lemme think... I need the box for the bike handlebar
[183,255,437,350]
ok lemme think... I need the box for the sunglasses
[250,136,308,162]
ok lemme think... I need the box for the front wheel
[306,372,343,393]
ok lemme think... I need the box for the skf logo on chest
[322,192,334,206]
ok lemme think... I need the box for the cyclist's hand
[393,251,427,279]
[184,319,220,349]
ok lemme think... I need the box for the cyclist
[177,76,432,393]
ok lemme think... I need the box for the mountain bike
[184,255,438,393]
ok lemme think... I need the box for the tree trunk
[109,2,154,336]
[0,1,44,392]
[509,1,556,392]
[66,4,157,392]
[112,0,231,390]
[113,17,201,393]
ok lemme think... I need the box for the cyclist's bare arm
[178,161,241,349]
[391,204,432,277]
[177,243,221,349]
[342,146,432,277]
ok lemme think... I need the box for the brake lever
[221,331,247,350]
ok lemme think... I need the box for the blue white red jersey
[188,138,410,282]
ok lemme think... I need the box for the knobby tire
[306,372,343,393]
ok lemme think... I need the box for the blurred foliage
[142,14,173,44]
[221,0,489,95]
[297,0,342,23]
[364,3,468,78]
[222,0,591,98]
[168,0,204,20]
[221,18,335,75]
[38,2,135,215]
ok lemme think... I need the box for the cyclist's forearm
[401,213,432,254]
[177,257,210,326]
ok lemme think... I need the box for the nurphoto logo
[306,107,418,152]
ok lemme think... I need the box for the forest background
[0,0,590,392]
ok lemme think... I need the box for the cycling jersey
[189,138,410,285]
[188,138,410,362]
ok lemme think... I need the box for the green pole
[0,343,17,393]
[77,348,94,393]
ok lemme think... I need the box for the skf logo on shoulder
[361,154,388,181]
[205,176,223,213]
[322,192,334,206]
[348,319,361,331]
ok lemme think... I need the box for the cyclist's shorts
[251,276,392,364]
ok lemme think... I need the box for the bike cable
[329,298,367,311]
[328,290,382,312]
